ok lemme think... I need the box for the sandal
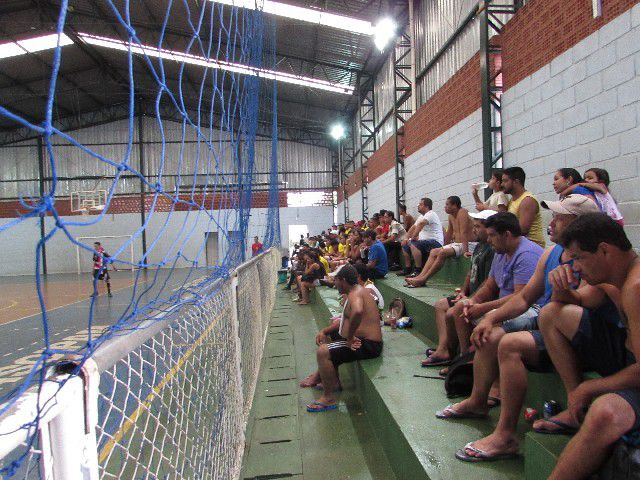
[455,442,519,462]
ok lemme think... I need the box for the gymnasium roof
[0,0,399,144]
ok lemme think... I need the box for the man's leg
[532,302,584,431]
[452,302,473,353]
[310,344,339,407]
[401,245,413,274]
[409,243,423,271]
[410,247,455,285]
[550,393,635,480]
[440,326,505,417]
[299,282,312,304]
[422,298,456,365]
[458,331,540,458]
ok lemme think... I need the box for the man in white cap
[421,209,497,367]
[439,194,601,463]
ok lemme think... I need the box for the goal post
[75,235,136,274]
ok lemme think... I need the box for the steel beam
[392,31,412,220]
[358,74,376,220]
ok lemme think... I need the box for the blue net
[0,0,280,477]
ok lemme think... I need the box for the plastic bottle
[472,181,490,191]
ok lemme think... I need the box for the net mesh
[0,0,280,477]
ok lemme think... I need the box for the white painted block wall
[0,206,333,276]
[502,3,640,245]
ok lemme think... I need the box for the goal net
[0,0,281,478]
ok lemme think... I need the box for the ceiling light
[373,18,396,51]
[212,0,374,35]
[330,124,345,140]
[0,33,73,60]
[78,32,354,95]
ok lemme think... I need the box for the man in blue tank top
[435,195,600,463]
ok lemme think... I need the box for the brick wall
[502,0,640,91]
[502,2,640,245]
[0,191,289,219]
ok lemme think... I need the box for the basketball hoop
[71,190,107,215]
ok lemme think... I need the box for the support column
[359,75,376,221]
[37,136,47,275]
[392,31,412,220]
[137,111,148,263]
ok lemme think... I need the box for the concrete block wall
[502,3,640,245]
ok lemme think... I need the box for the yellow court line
[98,310,223,464]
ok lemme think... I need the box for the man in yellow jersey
[502,167,545,247]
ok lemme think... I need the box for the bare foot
[449,398,489,417]
[462,432,520,459]
[406,276,425,287]
[532,409,580,433]
[300,372,320,388]
[298,301,310,305]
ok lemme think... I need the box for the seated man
[400,197,444,276]
[421,210,496,367]
[406,196,474,287]
[438,196,599,463]
[399,203,415,231]
[381,210,406,271]
[362,230,388,279]
[531,214,640,479]
[304,265,384,412]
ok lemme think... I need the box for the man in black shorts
[302,264,383,412]
[530,214,640,479]
[91,241,116,297]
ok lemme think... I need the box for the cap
[468,210,498,220]
[541,194,601,216]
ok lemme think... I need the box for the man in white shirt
[399,197,444,276]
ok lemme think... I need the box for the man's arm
[517,196,539,236]
[460,210,471,253]
[443,216,453,245]
[409,218,427,240]
[548,263,608,307]
[345,291,364,341]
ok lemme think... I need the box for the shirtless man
[529,213,640,479]
[406,196,474,287]
[303,264,383,412]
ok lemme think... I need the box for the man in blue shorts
[399,197,444,276]
[532,214,640,479]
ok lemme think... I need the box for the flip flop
[421,356,452,367]
[425,348,436,356]
[404,284,422,289]
[533,418,578,435]
[435,405,488,420]
[306,401,338,413]
[487,396,501,409]
[455,442,519,463]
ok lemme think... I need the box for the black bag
[596,440,640,479]
[444,351,475,398]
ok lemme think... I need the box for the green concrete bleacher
[309,256,578,480]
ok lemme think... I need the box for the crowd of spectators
[286,166,636,479]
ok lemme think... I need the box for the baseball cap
[541,194,601,216]
[469,210,498,220]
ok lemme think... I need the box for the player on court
[91,241,116,297]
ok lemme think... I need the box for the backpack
[444,351,475,398]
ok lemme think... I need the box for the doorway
[205,232,219,266]
[288,224,308,254]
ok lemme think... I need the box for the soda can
[524,408,538,423]
[543,400,561,419]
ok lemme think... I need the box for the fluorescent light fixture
[0,33,73,60]
[373,17,396,51]
[330,124,345,140]
[213,0,374,35]
[78,32,354,95]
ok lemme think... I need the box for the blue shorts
[530,299,631,375]
[501,305,540,333]
[404,239,441,258]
